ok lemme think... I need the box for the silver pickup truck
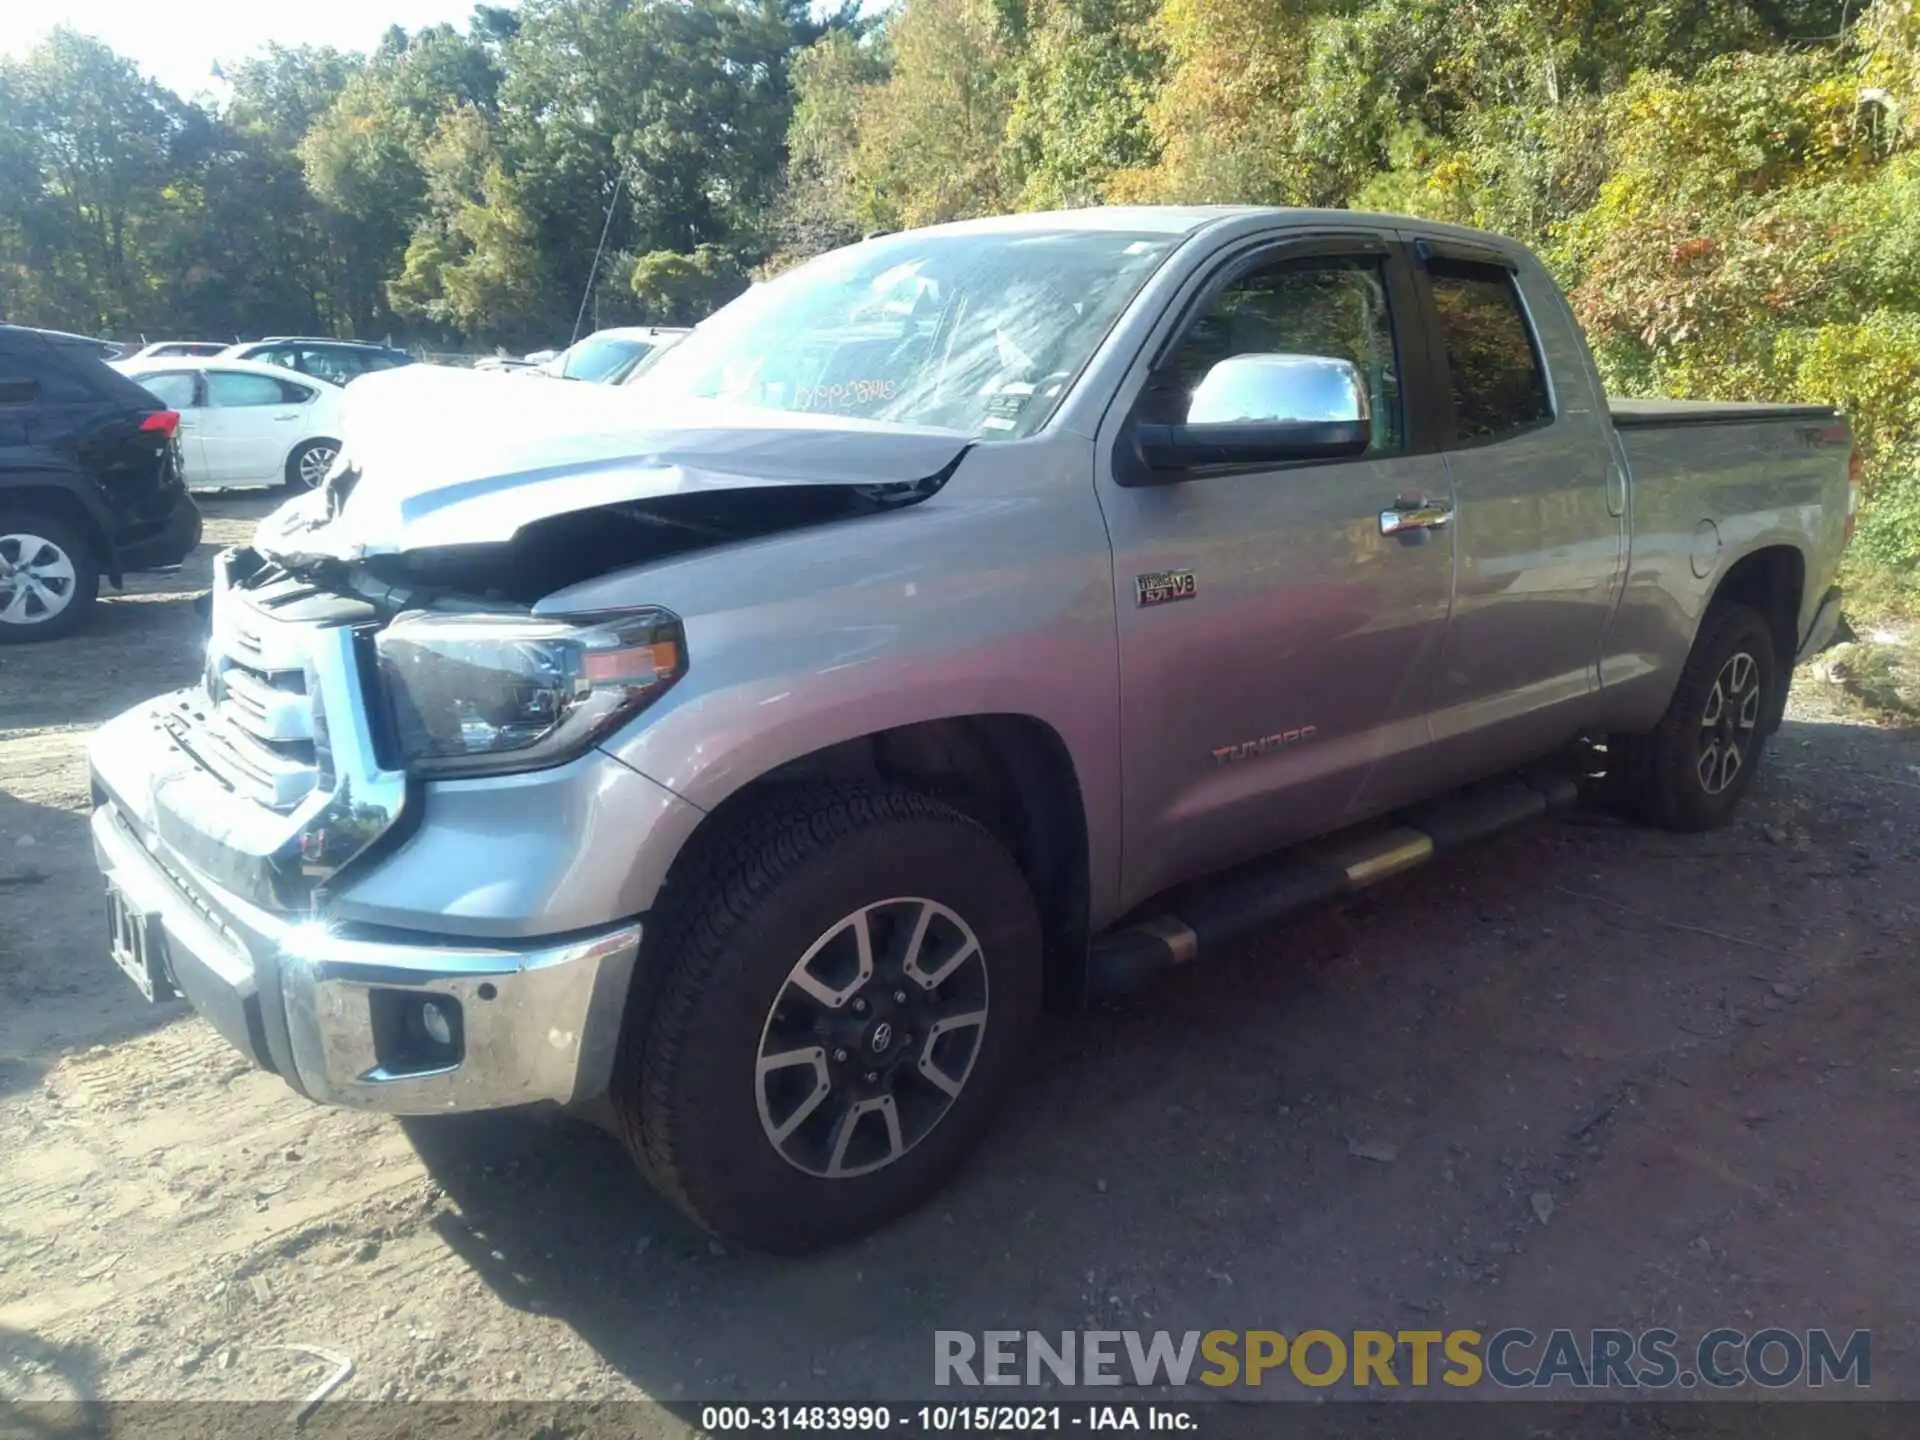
[88,207,1854,1252]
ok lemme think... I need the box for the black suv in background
[0,324,202,642]
[218,337,414,387]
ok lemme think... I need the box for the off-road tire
[1611,600,1778,831]
[0,511,100,644]
[612,782,1043,1254]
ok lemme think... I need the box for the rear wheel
[285,438,340,491]
[1611,601,1778,831]
[0,513,99,644]
[613,783,1042,1253]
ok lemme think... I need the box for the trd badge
[1135,569,1196,607]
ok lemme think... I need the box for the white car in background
[539,326,691,383]
[114,358,345,491]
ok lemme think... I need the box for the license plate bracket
[106,884,178,1003]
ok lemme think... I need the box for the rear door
[201,370,310,483]
[1408,238,1625,773]
[1096,231,1458,902]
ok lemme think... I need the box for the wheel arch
[1709,543,1804,660]
[0,475,116,585]
[647,713,1094,1012]
[1705,542,1804,730]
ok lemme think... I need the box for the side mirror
[1125,354,1372,481]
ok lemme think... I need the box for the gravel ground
[2,494,1917,1421]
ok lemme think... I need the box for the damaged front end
[252,366,973,593]
[144,378,969,914]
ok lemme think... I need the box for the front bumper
[91,794,640,1114]
[115,490,203,574]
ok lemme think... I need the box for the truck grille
[176,565,377,814]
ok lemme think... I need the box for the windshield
[631,228,1178,439]
[555,336,652,383]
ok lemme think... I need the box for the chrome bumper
[91,797,640,1114]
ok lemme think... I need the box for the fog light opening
[370,990,466,1075]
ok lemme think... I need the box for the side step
[1086,771,1580,997]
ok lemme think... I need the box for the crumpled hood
[254,363,970,562]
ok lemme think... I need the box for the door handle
[1379,499,1453,535]
[273,413,298,421]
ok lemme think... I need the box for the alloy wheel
[755,897,991,1179]
[1697,649,1762,795]
[297,443,339,489]
[0,532,78,628]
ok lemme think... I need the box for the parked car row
[107,336,416,381]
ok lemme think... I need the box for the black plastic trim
[1611,405,1840,430]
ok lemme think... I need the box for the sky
[2,0,509,100]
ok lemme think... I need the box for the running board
[1086,771,1580,997]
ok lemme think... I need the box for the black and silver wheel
[613,783,1041,1253]
[756,897,991,1178]
[1696,648,1763,796]
[0,513,100,644]
[286,438,340,491]
[1612,600,1778,831]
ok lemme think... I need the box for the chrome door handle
[1379,499,1453,535]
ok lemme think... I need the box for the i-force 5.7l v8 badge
[1136,569,1196,607]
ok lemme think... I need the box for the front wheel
[1611,600,1779,831]
[0,513,100,644]
[613,783,1042,1253]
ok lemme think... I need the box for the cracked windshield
[635,230,1175,438]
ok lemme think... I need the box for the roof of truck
[904,205,1530,253]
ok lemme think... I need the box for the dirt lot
[2,494,1917,1416]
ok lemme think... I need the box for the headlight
[375,608,685,777]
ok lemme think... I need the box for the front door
[1096,236,1456,906]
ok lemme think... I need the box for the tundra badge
[1212,727,1319,766]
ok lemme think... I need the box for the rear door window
[208,370,296,407]
[298,347,357,384]
[1426,259,1552,444]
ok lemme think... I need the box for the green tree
[629,244,749,323]
[851,0,1021,228]
[770,29,889,266]
[1007,0,1163,209]
[0,29,188,331]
